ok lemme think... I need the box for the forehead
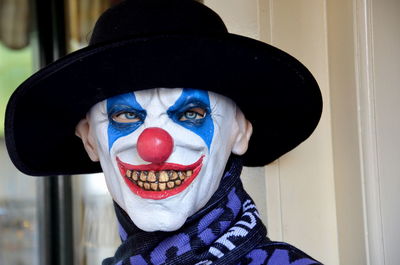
[134,88,184,108]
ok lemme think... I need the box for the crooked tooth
[186,170,193,177]
[132,171,139,181]
[151,183,158,191]
[140,171,148,181]
[167,181,175,189]
[148,171,157,182]
[169,171,178,180]
[159,171,169,182]
[159,183,166,191]
[126,170,132,178]
[137,181,144,188]
[144,183,151,190]
[178,171,186,180]
[175,179,182,186]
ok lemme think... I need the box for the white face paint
[84,88,251,232]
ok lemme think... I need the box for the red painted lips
[117,156,204,200]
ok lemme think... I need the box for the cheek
[208,114,237,155]
[109,130,142,162]
[172,116,214,150]
[90,117,111,156]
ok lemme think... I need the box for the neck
[104,156,268,265]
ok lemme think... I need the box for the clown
[76,88,252,232]
[5,0,323,264]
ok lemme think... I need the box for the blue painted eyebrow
[107,92,145,113]
[167,89,210,113]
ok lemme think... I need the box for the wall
[326,0,367,264]
[362,0,400,264]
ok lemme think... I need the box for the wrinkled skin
[76,88,252,232]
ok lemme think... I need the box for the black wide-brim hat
[5,0,322,176]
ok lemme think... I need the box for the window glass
[0,43,33,137]
[0,42,37,265]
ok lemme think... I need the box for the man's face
[82,88,251,231]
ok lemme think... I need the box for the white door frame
[354,0,385,264]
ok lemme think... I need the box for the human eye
[112,110,141,123]
[179,107,207,121]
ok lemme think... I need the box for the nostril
[137,127,174,163]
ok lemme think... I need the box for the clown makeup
[77,88,252,232]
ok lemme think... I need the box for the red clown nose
[137,127,174,163]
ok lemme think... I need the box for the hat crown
[90,0,228,45]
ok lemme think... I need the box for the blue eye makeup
[167,89,214,149]
[173,102,209,126]
[107,93,146,150]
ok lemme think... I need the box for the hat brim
[5,33,322,176]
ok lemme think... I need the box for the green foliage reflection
[0,43,33,137]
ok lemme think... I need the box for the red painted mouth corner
[117,156,204,200]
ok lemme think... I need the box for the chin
[131,211,188,232]
[124,197,192,232]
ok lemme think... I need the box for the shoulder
[237,241,323,265]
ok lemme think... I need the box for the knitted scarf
[103,157,322,265]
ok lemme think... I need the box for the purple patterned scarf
[103,157,322,265]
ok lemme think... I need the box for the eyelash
[179,109,206,121]
[110,109,144,124]
[115,111,138,119]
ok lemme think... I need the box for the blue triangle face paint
[167,88,214,150]
[107,92,146,150]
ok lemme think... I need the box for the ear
[75,117,100,162]
[232,108,253,155]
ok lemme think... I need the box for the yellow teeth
[148,171,157,182]
[125,169,193,191]
[159,171,169,182]
[159,183,166,191]
[140,171,147,181]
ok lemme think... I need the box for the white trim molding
[353,0,385,264]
